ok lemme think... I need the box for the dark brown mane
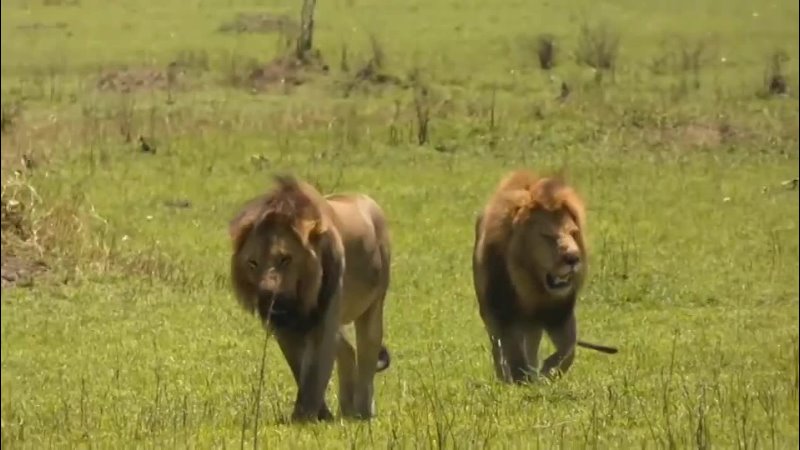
[228,174,327,252]
[260,174,319,223]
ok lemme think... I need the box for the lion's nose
[563,252,581,267]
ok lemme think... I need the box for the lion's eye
[540,233,557,242]
[277,254,292,268]
[247,259,258,270]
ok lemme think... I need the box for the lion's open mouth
[545,273,572,290]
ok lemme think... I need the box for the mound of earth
[1,196,48,289]
[241,53,329,92]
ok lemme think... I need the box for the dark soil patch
[16,22,68,32]
[353,62,405,86]
[96,65,185,93]
[163,199,192,209]
[234,53,329,92]
[43,0,80,6]
[765,73,788,96]
[248,57,307,90]
[218,13,298,35]
[340,61,407,96]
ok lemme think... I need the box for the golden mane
[483,170,586,244]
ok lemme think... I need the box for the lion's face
[517,208,584,298]
[235,217,321,324]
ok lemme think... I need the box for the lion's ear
[229,202,262,252]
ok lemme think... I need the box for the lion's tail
[577,340,618,354]
[376,345,392,372]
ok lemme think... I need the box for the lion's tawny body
[229,176,391,422]
[472,170,615,384]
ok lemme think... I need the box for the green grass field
[1,0,798,448]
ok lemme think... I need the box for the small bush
[341,34,404,95]
[536,34,558,70]
[409,68,431,146]
[761,50,789,97]
[1,101,21,134]
[575,22,619,71]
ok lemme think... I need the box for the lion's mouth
[545,273,573,291]
[257,295,294,324]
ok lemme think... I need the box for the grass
[1,0,798,448]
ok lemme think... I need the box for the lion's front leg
[486,320,529,384]
[290,235,345,423]
[499,328,530,384]
[483,319,512,383]
[275,330,334,421]
[524,326,544,379]
[484,316,529,383]
[290,299,340,423]
[540,313,577,379]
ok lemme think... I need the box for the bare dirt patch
[678,123,727,147]
[652,121,741,149]
[218,12,299,35]
[96,67,169,92]
[247,57,308,90]
[96,64,186,93]
[1,254,47,289]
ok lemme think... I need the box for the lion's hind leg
[336,332,358,417]
[352,299,384,419]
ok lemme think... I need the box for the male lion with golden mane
[472,170,617,384]
[229,175,391,422]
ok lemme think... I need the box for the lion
[228,174,392,422]
[472,170,617,384]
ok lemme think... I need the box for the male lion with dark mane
[472,170,617,384]
[229,175,391,422]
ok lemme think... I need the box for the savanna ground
[1,0,799,448]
